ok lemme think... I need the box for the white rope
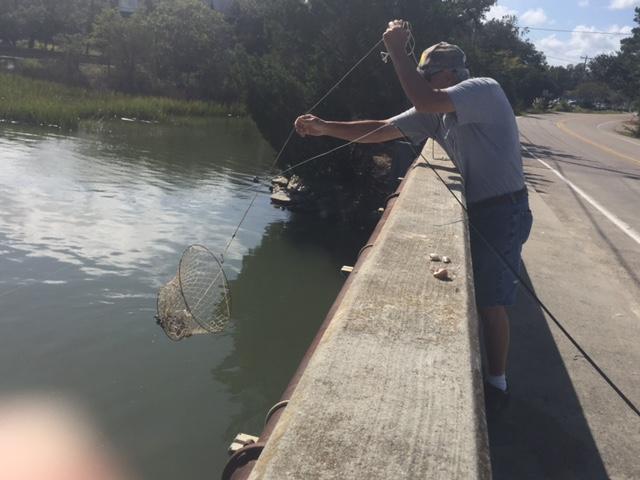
[307,39,384,115]
[279,124,390,176]
[220,23,418,261]
[380,21,417,65]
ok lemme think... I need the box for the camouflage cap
[418,42,467,71]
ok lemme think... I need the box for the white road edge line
[596,119,640,147]
[522,144,640,246]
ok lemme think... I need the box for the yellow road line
[556,120,640,166]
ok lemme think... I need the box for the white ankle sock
[488,374,507,391]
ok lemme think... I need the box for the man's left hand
[383,19,409,54]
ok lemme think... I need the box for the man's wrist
[319,119,332,136]
[386,42,405,56]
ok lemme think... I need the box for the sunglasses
[419,67,448,81]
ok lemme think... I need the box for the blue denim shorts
[468,192,533,307]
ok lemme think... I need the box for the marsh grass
[0,73,243,129]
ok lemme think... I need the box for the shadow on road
[521,142,581,161]
[522,142,640,181]
[522,170,552,194]
[488,265,608,480]
[552,157,640,289]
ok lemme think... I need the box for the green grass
[0,73,244,129]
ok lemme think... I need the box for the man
[295,20,533,410]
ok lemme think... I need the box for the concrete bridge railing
[232,140,491,479]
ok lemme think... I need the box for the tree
[547,64,583,97]
[226,0,508,218]
[230,0,500,159]
[570,82,614,108]
[466,18,551,111]
[144,0,232,97]
[91,8,152,91]
[589,54,633,107]
[0,0,22,46]
[619,7,640,133]
[0,0,106,49]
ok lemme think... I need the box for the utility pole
[580,55,590,80]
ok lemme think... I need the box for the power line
[524,26,631,36]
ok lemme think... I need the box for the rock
[429,253,441,262]
[272,176,289,187]
[287,175,303,192]
[442,256,451,263]
[433,268,449,281]
[270,191,293,206]
[371,154,393,179]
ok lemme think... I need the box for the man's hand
[294,114,326,137]
[383,19,410,55]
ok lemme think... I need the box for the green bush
[530,97,549,113]
[555,99,573,112]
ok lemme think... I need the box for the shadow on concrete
[523,171,552,195]
[488,265,608,480]
[416,162,459,174]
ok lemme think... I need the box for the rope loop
[381,21,417,64]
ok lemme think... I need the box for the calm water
[0,118,369,478]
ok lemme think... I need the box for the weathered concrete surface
[249,141,491,479]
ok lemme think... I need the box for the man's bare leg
[479,305,510,388]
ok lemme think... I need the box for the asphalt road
[489,112,640,479]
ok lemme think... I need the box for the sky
[484,0,638,65]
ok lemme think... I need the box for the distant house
[118,0,139,15]
[118,0,232,14]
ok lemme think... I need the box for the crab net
[155,245,231,341]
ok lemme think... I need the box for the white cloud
[609,0,639,9]
[484,4,518,22]
[578,0,589,7]
[536,24,633,66]
[521,8,549,26]
[485,5,551,27]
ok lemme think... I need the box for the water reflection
[0,119,370,478]
[0,120,280,282]
[213,218,371,439]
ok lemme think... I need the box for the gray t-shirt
[389,77,524,203]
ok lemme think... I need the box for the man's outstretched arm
[294,114,404,143]
[383,20,455,114]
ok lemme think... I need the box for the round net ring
[156,244,231,341]
[177,244,231,334]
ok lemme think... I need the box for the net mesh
[155,245,231,341]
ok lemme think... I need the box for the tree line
[1,0,638,143]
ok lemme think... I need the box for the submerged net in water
[155,245,231,341]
